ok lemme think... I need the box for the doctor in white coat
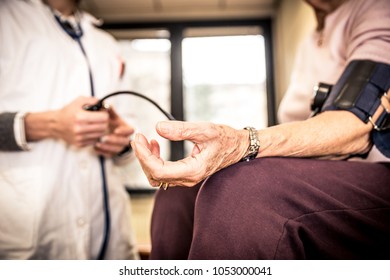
[0,0,139,259]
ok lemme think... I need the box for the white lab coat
[0,0,138,259]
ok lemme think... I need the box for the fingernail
[100,136,108,143]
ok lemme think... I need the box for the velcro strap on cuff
[322,60,390,127]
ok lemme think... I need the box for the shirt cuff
[14,112,31,151]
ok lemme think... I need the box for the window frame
[103,18,276,161]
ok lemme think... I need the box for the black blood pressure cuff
[321,60,390,158]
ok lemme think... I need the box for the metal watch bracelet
[241,126,260,162]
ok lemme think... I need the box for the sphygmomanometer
[311,59,390,157]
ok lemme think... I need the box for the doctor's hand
[131,121,249,187]
[93,106,134,158]
[53,96,110,148]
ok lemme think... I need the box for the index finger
[156,121,216,142]
[78,110,109,123]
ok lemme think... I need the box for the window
[183,29,267,125]
[108,30,172,189]
[104,20,275,190]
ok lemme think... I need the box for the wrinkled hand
[94,106,135,158]
[53,96,109,147]
[131,121,249,187]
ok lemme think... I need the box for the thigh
[150,183,201,259]
[189,158,390,259]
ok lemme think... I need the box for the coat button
[77,217,86,227]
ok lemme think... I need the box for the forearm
[24,110,58,142]
[257,111,372,159]
[131,111,373,187]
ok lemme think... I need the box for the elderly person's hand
[131,121,249,187]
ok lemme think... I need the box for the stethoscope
[53,11,174,260]
[53,11,110,260]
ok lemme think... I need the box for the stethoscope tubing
[54,11,110,260]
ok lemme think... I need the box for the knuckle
[75,113,85,122]
[181,129,192,138]
[72,125,82,134]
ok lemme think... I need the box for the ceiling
[80,0,280,23]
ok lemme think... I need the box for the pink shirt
[278,0,390,162]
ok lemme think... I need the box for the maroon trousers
[150,157,390,259]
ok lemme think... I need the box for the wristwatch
[241,126,260,162]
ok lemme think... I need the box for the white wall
[274,0,316,109]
